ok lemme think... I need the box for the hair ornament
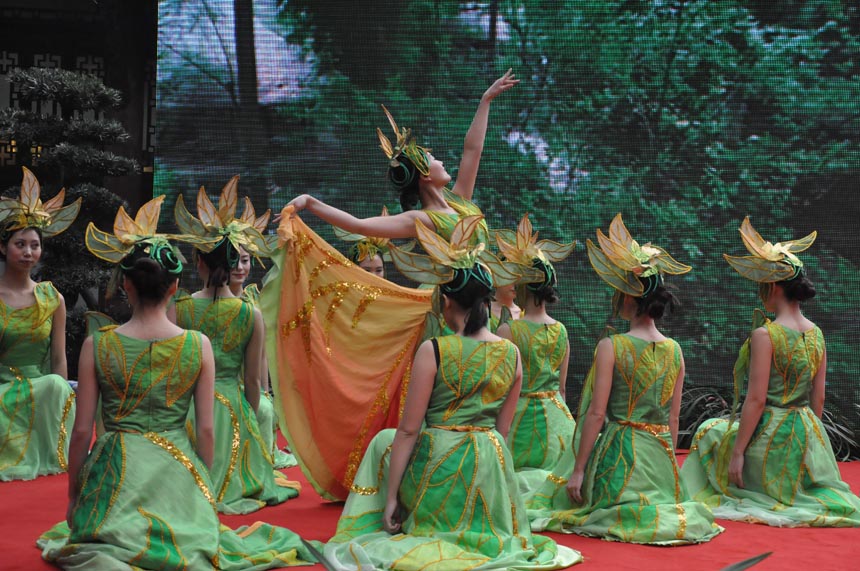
[586,213,691,297]
[723,217,816,283]
[0,167,81,238]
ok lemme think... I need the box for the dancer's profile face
[495,284,516,305]
[358,254,384,278]
[424,153,452,186]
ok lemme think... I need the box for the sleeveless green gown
[506,321,575,503]
[528,334,722,544]
[240,284,298,470]
[0,282,75,481]
[38,327,316,569]
[681,322,860,526]
[176,296,297,514]
[324,336,582,570]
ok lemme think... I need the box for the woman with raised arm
[38,196,316,570]
[173,178,299,514]
[285,70,518,243]
[528,214,722,544]
[681,218,860,526]
[493,214,576,502]
[0,167,79,481]
[324,217,581,570]
[262,73,519,501]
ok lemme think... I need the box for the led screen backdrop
[156,0,860,452]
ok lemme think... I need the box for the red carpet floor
[2,450,859,570]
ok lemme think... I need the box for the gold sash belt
[429,424,492,432]
[521,391,559,399]
[616,420,670,436]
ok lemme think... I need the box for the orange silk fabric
[261,214,431,500]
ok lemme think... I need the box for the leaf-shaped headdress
[174,176,273,265]
[85,195,216,296]
[586,213,691,297]
[333,206,414,263]
[723,217,816,283]
[377,105,432,190]
[495,213,576,290]
[389,215,522,291]
[0,167,81,238]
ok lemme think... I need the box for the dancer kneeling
[0,167,79,481]
[494,214,576,503]
[680,217,860,526]
[38,196,316,569]
[324,218,581,569]
[174,179,299,514]
[528,214,722,545]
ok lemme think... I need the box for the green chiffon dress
[38,327,316,570]
[241,284,298,470]
[681,321,860,526]
[528,334,722,544]
[506,321,575,503]
[0,282,75,481]
[175,295,298,514]
[324,336,582,570]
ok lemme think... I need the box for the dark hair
[0,226,43,260]
[388,157,421,211]
[777,272,816,302]
[442,268,493,335]
[527,258,560,305]
[635,283,680,320]
[197,238,239,291]
[121,255,177,307]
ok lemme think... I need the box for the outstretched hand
[273,195,313,224]
[482,69,519,102]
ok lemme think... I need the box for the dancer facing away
[494,213,576,503]
[681,217,860,526]
[284,70,519,244]
[173,178,299,514]
[324,217,581,570]
[528,214,723,544]
[39,195,316,570]
[0,167,79,481]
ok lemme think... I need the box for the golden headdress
[85,195,215,295]
[586,213,691,297]
[333,206,413,263]
[495,213,576,289]
[174,176,273,264]
[0,167,81,238]
[377,105,431,188]
[723,217,816,283]
[389,215,521,290]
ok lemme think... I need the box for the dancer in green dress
[174,178,299,514]
[39,195,315,570]
[528,214,722,545]
[0,167,80,481]
[494,214,576,502]
[283,70,519,245]
[489,282,521,332]
[681,217,860,526]
[229,240,298,471]
[324,217,581,570]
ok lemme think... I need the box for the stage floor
[2,450,859,570]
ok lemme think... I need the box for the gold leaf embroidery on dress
[214,392,241,502]
[144,431,216,508]
[56,392,75,470]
